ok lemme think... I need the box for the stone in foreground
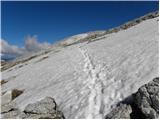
[134,77,159,118]
[23,97,65,119]
[105,103,132,119]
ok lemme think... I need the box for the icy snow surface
[1,17,159,118]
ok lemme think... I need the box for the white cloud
[1,35,51,58]
[24,35,50,52]
[0,39,26,57]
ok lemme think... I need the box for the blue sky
[1,1,159,47]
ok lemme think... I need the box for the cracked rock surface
[24,97,56,114]
[105,77,159,119]
[22,97,65,119]
[105,103,132,119]
[1,97,65,119]
[134,77,159,118]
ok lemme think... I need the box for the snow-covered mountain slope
[56,30,106,47]
[1,15,159,118]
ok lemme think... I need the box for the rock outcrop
[24,97,56,114]
[105,103,132,119]
[1,97,65,119]
[105,77,159,119]
[23,97,65,119]
[134,77,159,118]
[1,101,24,119]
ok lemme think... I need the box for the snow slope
[57,30,106,47]
[1,16,159,118]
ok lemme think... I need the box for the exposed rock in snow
[1,101,24,119]
[1,97,65,119]
[105,103,132,119]
[0,79,8,85]
[22,97,65,119]
[134,77,159,118]
[24,97,56,114]
[1,11,159,118]
[21,112,64,119]
[1,107,25,119]
[11,89,24,100]
[1,102,17,113]
[105,77,159,119]
[1,109,23,119]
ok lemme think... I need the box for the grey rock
[134,77,159,118]
[2,109,25,119]
[1,97,65,119]
[24,97,56,114]
[22,111,64,119]
[1,102,25,119]
[23,97,65,119]
[105,103,132,119]
[1,102,17,113]
[105,77,159,119]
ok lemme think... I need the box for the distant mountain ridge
[1,11,158,70]
[52,11,159,47]
[1,11,158,62]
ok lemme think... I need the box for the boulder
[1,97,65,119]
[1,102,17,113]
[105,103,132,119]
[105,77,159,119]
[22,111,64,119]
[134,77,159,118]
[1,102,25,119]
[24,97,56,114]
[23,97,65,119]
[1,109,25,119]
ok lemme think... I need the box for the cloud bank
[0,39,26,57]
[1,35,51,58]
[25,35,50,52]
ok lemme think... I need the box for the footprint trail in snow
[79,47,107,119]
